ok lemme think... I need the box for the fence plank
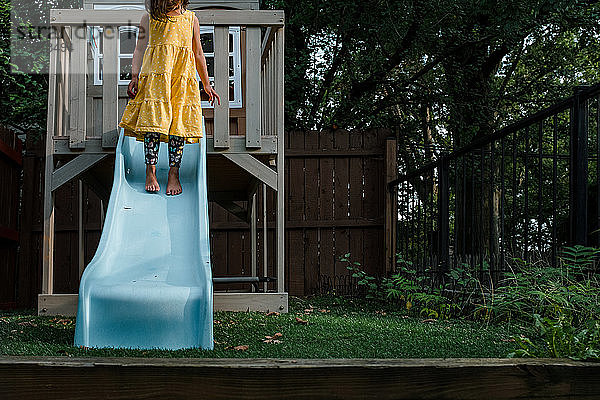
[287,131,305,295]
[319,129,335,281]
[333,129,350,276]
[303,130,320,293]
[348,129,365,280]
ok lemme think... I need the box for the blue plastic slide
[74,119,213,350]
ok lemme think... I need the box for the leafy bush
[508,313,600,360]
[339,245,600,359]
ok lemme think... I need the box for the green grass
[0,295,535,358]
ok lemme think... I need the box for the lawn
[0,295,534,359]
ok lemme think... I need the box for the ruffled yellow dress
[118,9,203,144]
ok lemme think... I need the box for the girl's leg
[144,132,160,192]
[144,132,160,165]
[168,134,184,168]
[166,135,184,195]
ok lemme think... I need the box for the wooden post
[385,136,397,274]
[275,27,285,293]
[213,26,230,148]
[42,30,60,296]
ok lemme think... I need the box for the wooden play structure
[39,0,286,315]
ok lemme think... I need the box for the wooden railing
[47,9,284,151]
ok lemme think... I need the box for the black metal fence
[389,84,600,287]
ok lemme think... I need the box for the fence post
[570,86,589,246]
[437,156,450,279]
[385,136,398,274]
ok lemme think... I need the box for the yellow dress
[118,9,203,144]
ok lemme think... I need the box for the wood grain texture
[1,357,600,400]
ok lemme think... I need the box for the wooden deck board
[1,356,600,399]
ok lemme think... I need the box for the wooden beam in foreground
[1,357,600,399]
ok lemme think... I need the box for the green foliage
[340,245,600,359]
[0,0,48,137]
[508,313,600,360]
[340,252,472,320]
[480,246,600,326]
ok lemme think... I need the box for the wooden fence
[0,126,23,310]
[14,128,392,309]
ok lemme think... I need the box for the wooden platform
[38,293,288,316]
[1,356,599,399]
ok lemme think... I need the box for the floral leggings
[143,132,184,168]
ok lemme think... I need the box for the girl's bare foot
[166,166,182,195]
[145,164,160,192]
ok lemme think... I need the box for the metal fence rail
[389,83,600,287]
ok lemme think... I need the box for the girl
[118,0,220,195]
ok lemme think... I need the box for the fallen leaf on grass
[303,309,314,313]
[18,321,37,327]
[421,319,436,323]
[295,317,308,325]
[262,332,283,343]
[52,318,72,325]
[225,345,249,351]
[266,311,280,316]
[262,339,282,344]
[501,338,516,342]
[214,320,221,324]
[375,310,387,316]
[263,333,283,344]
[318,309,330,313]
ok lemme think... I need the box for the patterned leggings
[143,132,184,168]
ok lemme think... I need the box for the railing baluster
[538,120,543,254]
[524,125,529,263]
[213,25,230,148]
[102,25,118,148]
[500,136,505,277]
[597,95,600,247]
[69,25,86,149]
[552,114,558,267]
[246,26,261,148]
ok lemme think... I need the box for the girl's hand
[204,85,221,106]
[127,76,139,99]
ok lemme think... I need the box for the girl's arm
[127,13,149,99]
[192,13,221,106]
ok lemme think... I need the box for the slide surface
[74,120,213,350]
